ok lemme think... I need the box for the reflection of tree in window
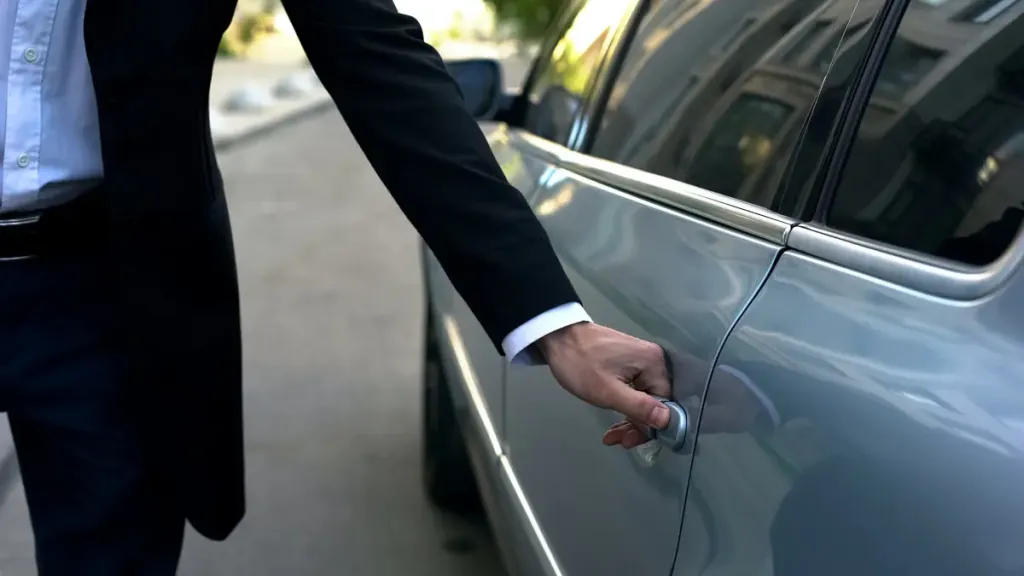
[685,95,793,198]
[540,2,618,95]
[526,1,630,143]
[872,39,944,100]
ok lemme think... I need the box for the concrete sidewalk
[207,40,532,149]
[209,58,334,149]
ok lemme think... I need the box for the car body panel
[424,123,557,449]
[501,165,785,576]
[676,247,1024,575]
[429,306,555,576]
[422,122,566,576]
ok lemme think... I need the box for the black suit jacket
[83,0,579,540]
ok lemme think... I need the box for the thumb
[602,381,671,430]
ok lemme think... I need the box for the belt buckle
[0,214,42,227]
[0,213,43,261]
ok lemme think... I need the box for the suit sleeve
[281,0,581,351]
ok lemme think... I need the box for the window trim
[514,114,1024,299]
[512,129,796,244]
[789,223,1024,299]
[790,0,1024,298]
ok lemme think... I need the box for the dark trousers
[0,250,185,575]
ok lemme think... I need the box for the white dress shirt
[0,0,591,364]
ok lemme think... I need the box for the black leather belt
[0,192,106,260]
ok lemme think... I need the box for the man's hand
[536,322,672,449]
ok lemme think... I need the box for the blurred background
[0,1,564,574]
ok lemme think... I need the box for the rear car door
[499,0,855,573]
[678,1,1024,574]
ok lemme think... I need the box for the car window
[587,0,877,211]
[523,0,631,145]
[825,2,1024,266]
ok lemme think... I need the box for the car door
[677,1,1024,574]
[499,0,856,573]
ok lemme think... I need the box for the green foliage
[218,11,276,59]
[237,12,276,44]
[484,0,566,40]
[218,35,242,58]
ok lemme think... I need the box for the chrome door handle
[648,396,688,451]
[642,345,689,452]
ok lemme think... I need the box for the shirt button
[16,154,30,168]
[23,48,38,63]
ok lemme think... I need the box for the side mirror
[446,58,504,120]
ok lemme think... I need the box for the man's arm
[282,0,673,435]
[282,0,580,351]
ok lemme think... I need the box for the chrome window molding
[566,155,796,245]
[512,132,796,244]
[788,223,1024,300]
[511,129,573,165]
[510,126,1023,300]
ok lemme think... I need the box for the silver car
[422,0,1024,574]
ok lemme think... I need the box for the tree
[484,0,567,41]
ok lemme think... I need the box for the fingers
[602,421,631,446]
[634,349,672,399]
[602,421,649,449]
[599,380,671,430]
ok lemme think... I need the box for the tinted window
[523,0,630,144]
[687,95,795,198]
[589,0,878,211]
[826,3,1024,266]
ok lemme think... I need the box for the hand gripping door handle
[647,397,688,451]
[646,346,689,451]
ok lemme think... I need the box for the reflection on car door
[677,3,1024,575]
[504,160,788,575]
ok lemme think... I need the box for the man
[0,0,673,573]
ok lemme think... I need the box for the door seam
[667,239,791,575]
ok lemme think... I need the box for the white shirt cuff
[501,302,592,365]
